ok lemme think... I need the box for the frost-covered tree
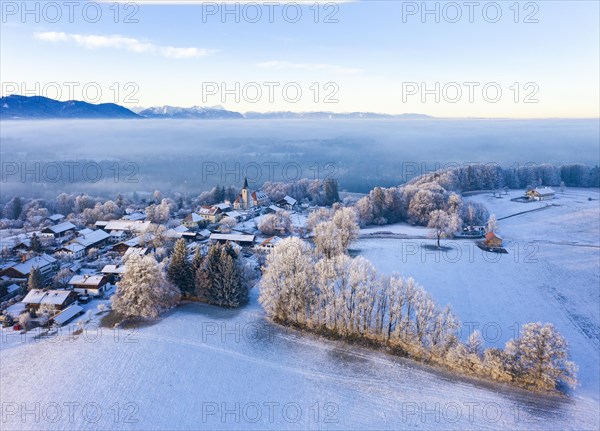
[111,254,180,319]
[53,268,73,289]
[259,237,315,323]
[505,323,578,390]
[332,207,360,251]
[486,214,498,233]
[258,211,293,236]
[219,216,237,233]
[167,239,194,296]
[306,207,331,231]
[427,210,460,248]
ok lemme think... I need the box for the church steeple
[243,177,248,189]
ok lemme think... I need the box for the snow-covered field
[1,189,598,430]
[354,189,600,403]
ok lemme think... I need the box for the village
[0,178,315,328]
[0,177,561,330]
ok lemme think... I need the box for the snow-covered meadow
[1,189,598,430]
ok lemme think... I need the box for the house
[526,187,555,201]
[72,229,111,251]
[112,237,143,254]
[101,264,126,282]
[214,202,232,212]
[41,221,76,238]
[55,243,86,259]
[68,274,108,297]
[46,213,65,224]
[22,289,77,312]
[1,254,58,280]
[233,178,269,210]
[277,195,298,210]
[182,212,205,228]
[124,247,150,257]
[109,230,126,243]
[1,283,21,301]
[484,232,503,248]
[197,229,212,240]
[198,206,223,224]
[256,236,283,252]
[100,220,152,235]
[266,205,283,214]
[224,210,243,222]
[210,233,255,246]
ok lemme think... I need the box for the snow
[1,288,598,430]
[0,190,597,430]
[355,188,600,404]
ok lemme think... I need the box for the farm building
[526,187,556,201]
[484,232,503,247]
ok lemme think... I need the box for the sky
[1,0,599,118]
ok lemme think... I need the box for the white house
[68,274,109,297]
[526,187,556,201]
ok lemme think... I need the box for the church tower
[241,177,249,209]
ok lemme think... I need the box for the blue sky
[1,0,598,117]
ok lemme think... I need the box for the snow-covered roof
[22,289,72,305]
[210,233,255,243]
[101,264,126,274]
[22,289,47,304]
[78,228,94,236]
[124,247,149,257]
[73,229,110,248]
[6,283,20,294]
[225,210,242,219]
[268,205,282,213]
[69,274,106,287]
[252,190,269,201]
[47,214,65,222]
[59,243,85,254]
[186,213,203,223]
[259,236,283,247]
[199,206,221,216]
[110,230,126,238]
[121,212,146,221]
[173,225,189,233]
[43,221,76,234]
[104,220,152,233]
[280,195,297,206]
[9,253,57,275]
[214,203,231,211]
[198,229,211,238]
[51,304,83,325]
[532,187,555,196]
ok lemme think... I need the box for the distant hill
[0,95,432,120]
[139,105,244,119]
[0,95,140,119]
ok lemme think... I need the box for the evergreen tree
[195,242,248,307]
[27,267,44,291]
[324,178,340,205]
[30,233,42,254]
[167,239,194,295]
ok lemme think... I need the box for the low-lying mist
[1,118,598,199]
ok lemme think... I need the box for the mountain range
[0,95,432,120]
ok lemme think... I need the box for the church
[233,178,269,210]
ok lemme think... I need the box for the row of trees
[259,232,577,392]
[261,178,340,206]
[354,163,599,227]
